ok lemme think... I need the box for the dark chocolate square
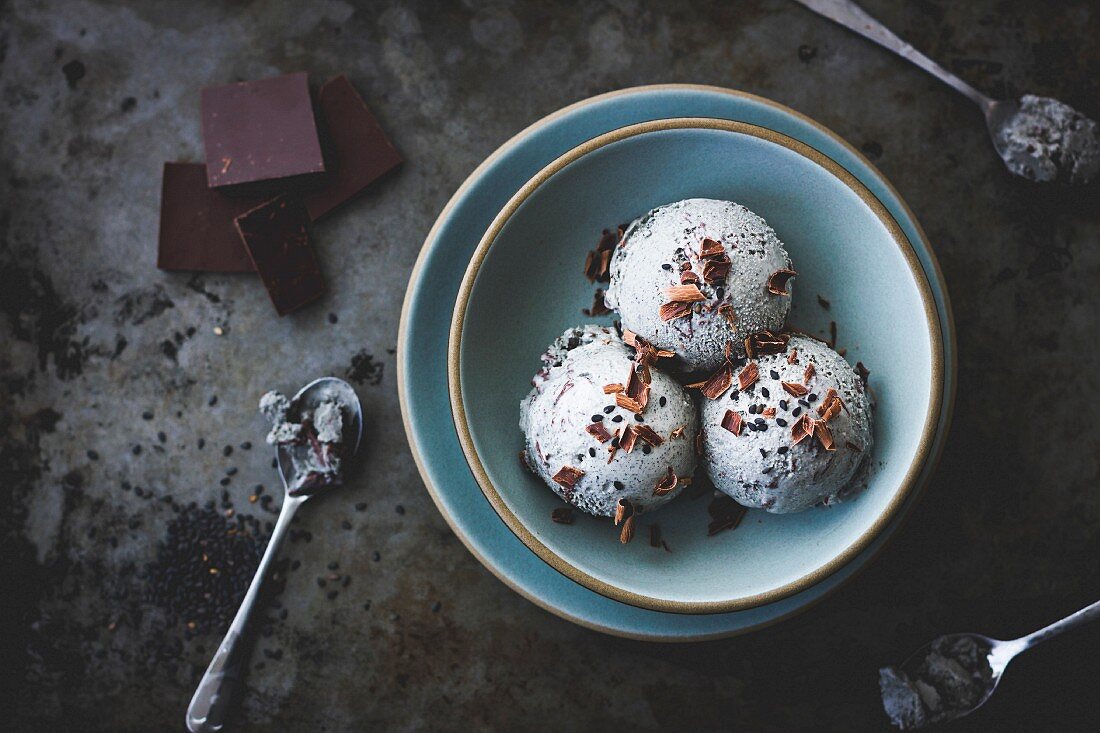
[201,72,325,193]
[304,75,403,221]
[234,195,325,315]
[157,162,261,272]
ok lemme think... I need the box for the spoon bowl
[277,377,364,495]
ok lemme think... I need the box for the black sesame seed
[614,480,624,490]
[395,504,406,516]
[589,448,596,458]
[208,395,218,407]
[759,448,768,458]
[761,466,773,474]
[612,415,623,423]
[219,477,231,486]
[641,444,651,454]
[328,313,339,324]
[755,417,766,426]
[223,445,233,456]
[355,502,367,511]
[793,407,802,417]
[661,263,673,271]
[634,414,644,422]
[761,387,770,398]
[591,414,604,422]
[798,399,810,409]
[431,601,442,613]
[197,438,205,449]
[777,446,788,454]
[131,445,142,455]
[341,520,352,530]
[659,396,667,407]
[240,441,252,450]
[757,424,768,432]
[776,418,788,427]
[779,400,789,411]
[603,405,615,414]
[808,393,818,403]
[87,450,99,460]
[225,467,238,476]
[372,551,381,562]
[770,369,780,380]
[157,431,167,443]
[142,411,153,420]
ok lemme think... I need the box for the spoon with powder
[185,377,363,732]
[794,0,1100,183]
[879,599,1100,729]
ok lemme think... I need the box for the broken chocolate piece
[803,362,816,384]
[737,362,759,390]
[698,237,725,258]
[781,381,809,397]
[744,330,789,358]
[654,467,678,496]
[551,465,585,490]
[700,362,734,400]
[766,268,797,295]
[633,424,665,447]
[720,410,744,436]
[718,303,736,327]
[585,422,613,443]
[202,72,325,194]
[583,289,611,317]
[659,301,693,322]
[702,256,731,284]
[619,425,640,453]
[664,284,707,302]
[303,74,403,221]
[156,162,262,272]
[234,195,326,315]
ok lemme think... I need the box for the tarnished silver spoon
[794,0,1100,183]
[880,599,1100,729]
[185,378,363,732]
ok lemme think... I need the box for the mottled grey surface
[2,1,1099,731]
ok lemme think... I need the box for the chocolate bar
[156,162,261,272]
[234,196,325,315]
[202,72,325,194]
[304,75,403,221]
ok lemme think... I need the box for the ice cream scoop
[701,334,872,513]
[605,198,794,374]
[520,325,699,517]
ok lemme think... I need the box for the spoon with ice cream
[879,599,1100,729]
[794,0,1099,184]
[185,377,363,732]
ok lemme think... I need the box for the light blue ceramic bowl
[449,118,943,614]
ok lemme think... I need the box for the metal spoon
[793,0,1100,183]
[185,377,363,733]
[881,599,1100,729]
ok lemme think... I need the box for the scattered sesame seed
[776,418,788,427]
[603,405,615,414]
[777,446,788,454]
[591,414,603,422]
[612,415,623,423]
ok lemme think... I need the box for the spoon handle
[792,0,992,110]
[1020,599,1100,649]
[185,495,304,732]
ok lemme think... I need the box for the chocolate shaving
[791,414,815,445]
[787,349,798,364]
[633,424,665,447]
[817,294,831,309]
[700,362,734,400]
[619,514,636,544]
[606,428,622,463]
[845,441,862,452]
[702,257,731,284]
[720,410,744,436]
[817,388,845,422]
[695,429,704,457]
[551,506,575,525]
[615,394,644,413]
[744,330,789,359]
[707,496,748,536]
[659,300,693,322]
[698,237,725,258]
[586,422,613,443]
[737,362,759,390]
[680,269,700,285]
[654,467,678,496]
[762,407,777,418]
[584,248,612,282]
[649,524,662,548]
[717,303,736,327]
[551,465,585,489]
[814,420,836,451]
[622,330,640,347]
[828,321,837,348]
[670,425,685,440]
[766,268,797,295]
[781,381,809,397]
[619,424,640,453]
[583,289,611,316]
[855,361,870,385]
[603,383,624,394]
[803,362,815,384]
[614,498,634,526]
[663,284,706,302]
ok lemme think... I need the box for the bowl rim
[447,116,944,614]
